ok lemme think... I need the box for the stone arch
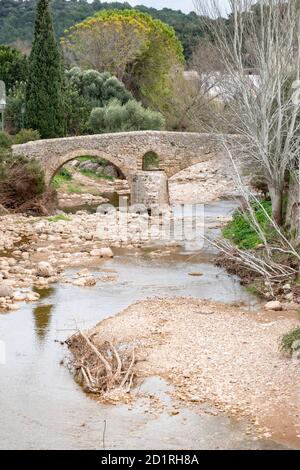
[12,131,235,184]
[142,151,160,171]
[47,148,130,185]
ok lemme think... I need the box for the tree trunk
[269,186,283,226]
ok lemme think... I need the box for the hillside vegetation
[0,0,206,59]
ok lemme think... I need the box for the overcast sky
[115,1,196,14]
[106,1,231,15]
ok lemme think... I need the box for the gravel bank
[84,297,300,448]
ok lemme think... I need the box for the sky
[107,1,231,16]
[114,1,196,14]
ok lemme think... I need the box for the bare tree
[195,0,300,225]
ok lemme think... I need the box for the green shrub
[58,167,72,180]
[280,327,300,354]
[47,214,71,222]
[5,82,26,133]
[143,151,159,170]
[89,99,165,133]
[80,168,113,181]
[51,167,72,189]
[0,45,28,91]
[223,199,276,249]
[13,129,40,145]
[66,67,133,108]
[0,131,13,150]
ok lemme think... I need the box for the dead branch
[68,330,137,398]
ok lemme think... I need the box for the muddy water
[0,201,288,449]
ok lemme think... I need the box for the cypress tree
[25,0,65,138]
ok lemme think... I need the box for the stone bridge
[12,131,224,185]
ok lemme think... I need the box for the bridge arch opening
[51,154,126,183]
[142,151,160,171]
[50,153,130,209]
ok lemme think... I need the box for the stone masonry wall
[129,171,169,208]
[12,131,228,185]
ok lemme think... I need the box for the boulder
[90,249,102,257]
[73,277,96,287]
[0,283,13,298]
[99,247,114,258]
[283,283,292,292]
[90,248,114,258]
[102,165,119,179]
[36,261,55,278]
[264,300,283,311]
[292,340,300,351]
[285,292,294,301]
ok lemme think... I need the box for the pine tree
[25,0,65,138]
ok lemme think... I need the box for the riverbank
[74,296,300,448]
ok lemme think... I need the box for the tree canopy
[62,9,184,112]
[0,45,28,91]
[0,0,207,59]
[25,0,65,138]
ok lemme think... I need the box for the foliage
[64,83,91,136]
[5,82,26,133]
[223,200,277,250]
[64,67,134,135]
[280,327,300,354]
[13,128,40,144]
[47,214,71,222]
[0,0,207,60]
[142,151,159,170]
[25,0,65,138]
[0,131,13,150]
[89,99,165,134]
[0,154,46,210]
[0,45,28,91]
[62,10,184,111]
[66,67,133,107]
[80,168,113,181]
[52,167,72,189]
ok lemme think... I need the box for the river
[0,200,288,449]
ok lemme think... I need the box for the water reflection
[32,304,53,340]
[34,286,55,300]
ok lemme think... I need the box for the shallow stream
[0,201,289,449]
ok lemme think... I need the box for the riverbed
[0,200,291,450]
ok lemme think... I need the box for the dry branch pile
[67,330,136,401]
[0,157,57,215]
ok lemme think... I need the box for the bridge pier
[128,171,169,209]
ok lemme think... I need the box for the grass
[80,168,113,181]
[77,156,109,166]
[67,183,83,194]
[245,282,264,297]
[52,168,72,190]
[47,215,71,223]
[280,327,300,354]
[223,199,277,249]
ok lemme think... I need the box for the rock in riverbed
[90,248,114,258]
[36,262,56,278]
[0,283,13,298]
[264,300,283,311]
